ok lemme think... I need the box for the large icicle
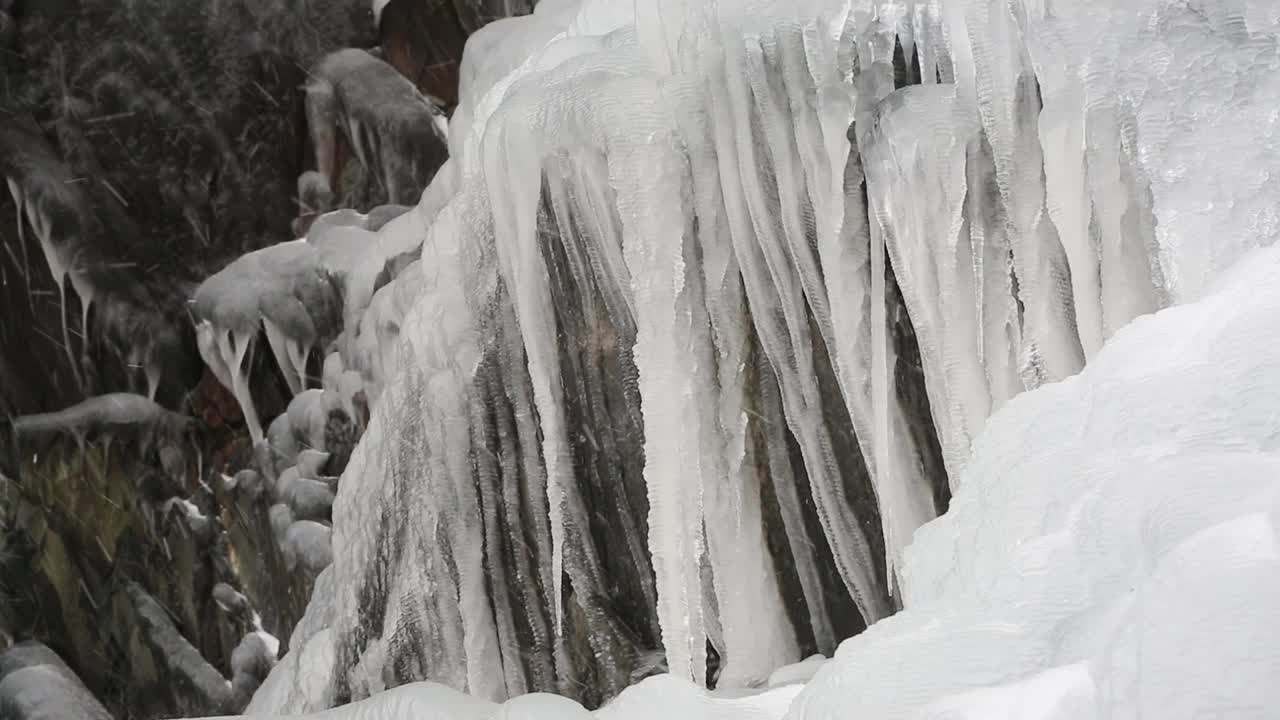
[864,86,991,485]
[671,50,801,682]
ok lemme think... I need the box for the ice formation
[191,0,1280,715]
[220,244,1280,720]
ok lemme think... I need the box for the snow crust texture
[197,0,1280,715]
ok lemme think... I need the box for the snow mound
[230,675,798,720]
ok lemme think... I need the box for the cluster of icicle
[190,46,451,679]
[2,132,184,401]
[192,202,426,585]
[237,0,1280,712]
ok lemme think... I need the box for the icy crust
[788,245,1280,720]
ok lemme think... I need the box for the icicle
[5,178,20,245]
[5,178,32,297]
[487,346,555,691]
[218,327,264,444]
[947,0,1084,385]
[290,341,312,392]
[710,17,889,628]
[1085,105,1160,336]
[27,208,83,389]
[69,274,94,351]
[867,169,894,586]
[1038,79,1102,357]
[864,86,996,487]
[264,317,306,395]
[898,0,917,79]
[481,111,572,638]
[263,317,298,395]
[497,301,572,692]
[756,352,837,655]
[196,321,235,391]
[145,360,161,402]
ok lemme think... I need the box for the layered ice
[202,0,1280,715]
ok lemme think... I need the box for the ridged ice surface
[226,0,1280,715]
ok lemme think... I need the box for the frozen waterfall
[191,0,1280,716]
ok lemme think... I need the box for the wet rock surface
[0,0,470,716]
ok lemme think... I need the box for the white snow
[764,656,827,689]
[162,497,208,523]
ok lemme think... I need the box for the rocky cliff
[0,0,519,716]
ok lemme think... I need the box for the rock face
[0,0,440,717]
[0,432,250,717]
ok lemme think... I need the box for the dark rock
[377,0,535,105]
[116,581,235,715]
[322,407,358,476]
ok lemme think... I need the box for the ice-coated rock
[283,521,335,575]
[199,0,1280,716]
